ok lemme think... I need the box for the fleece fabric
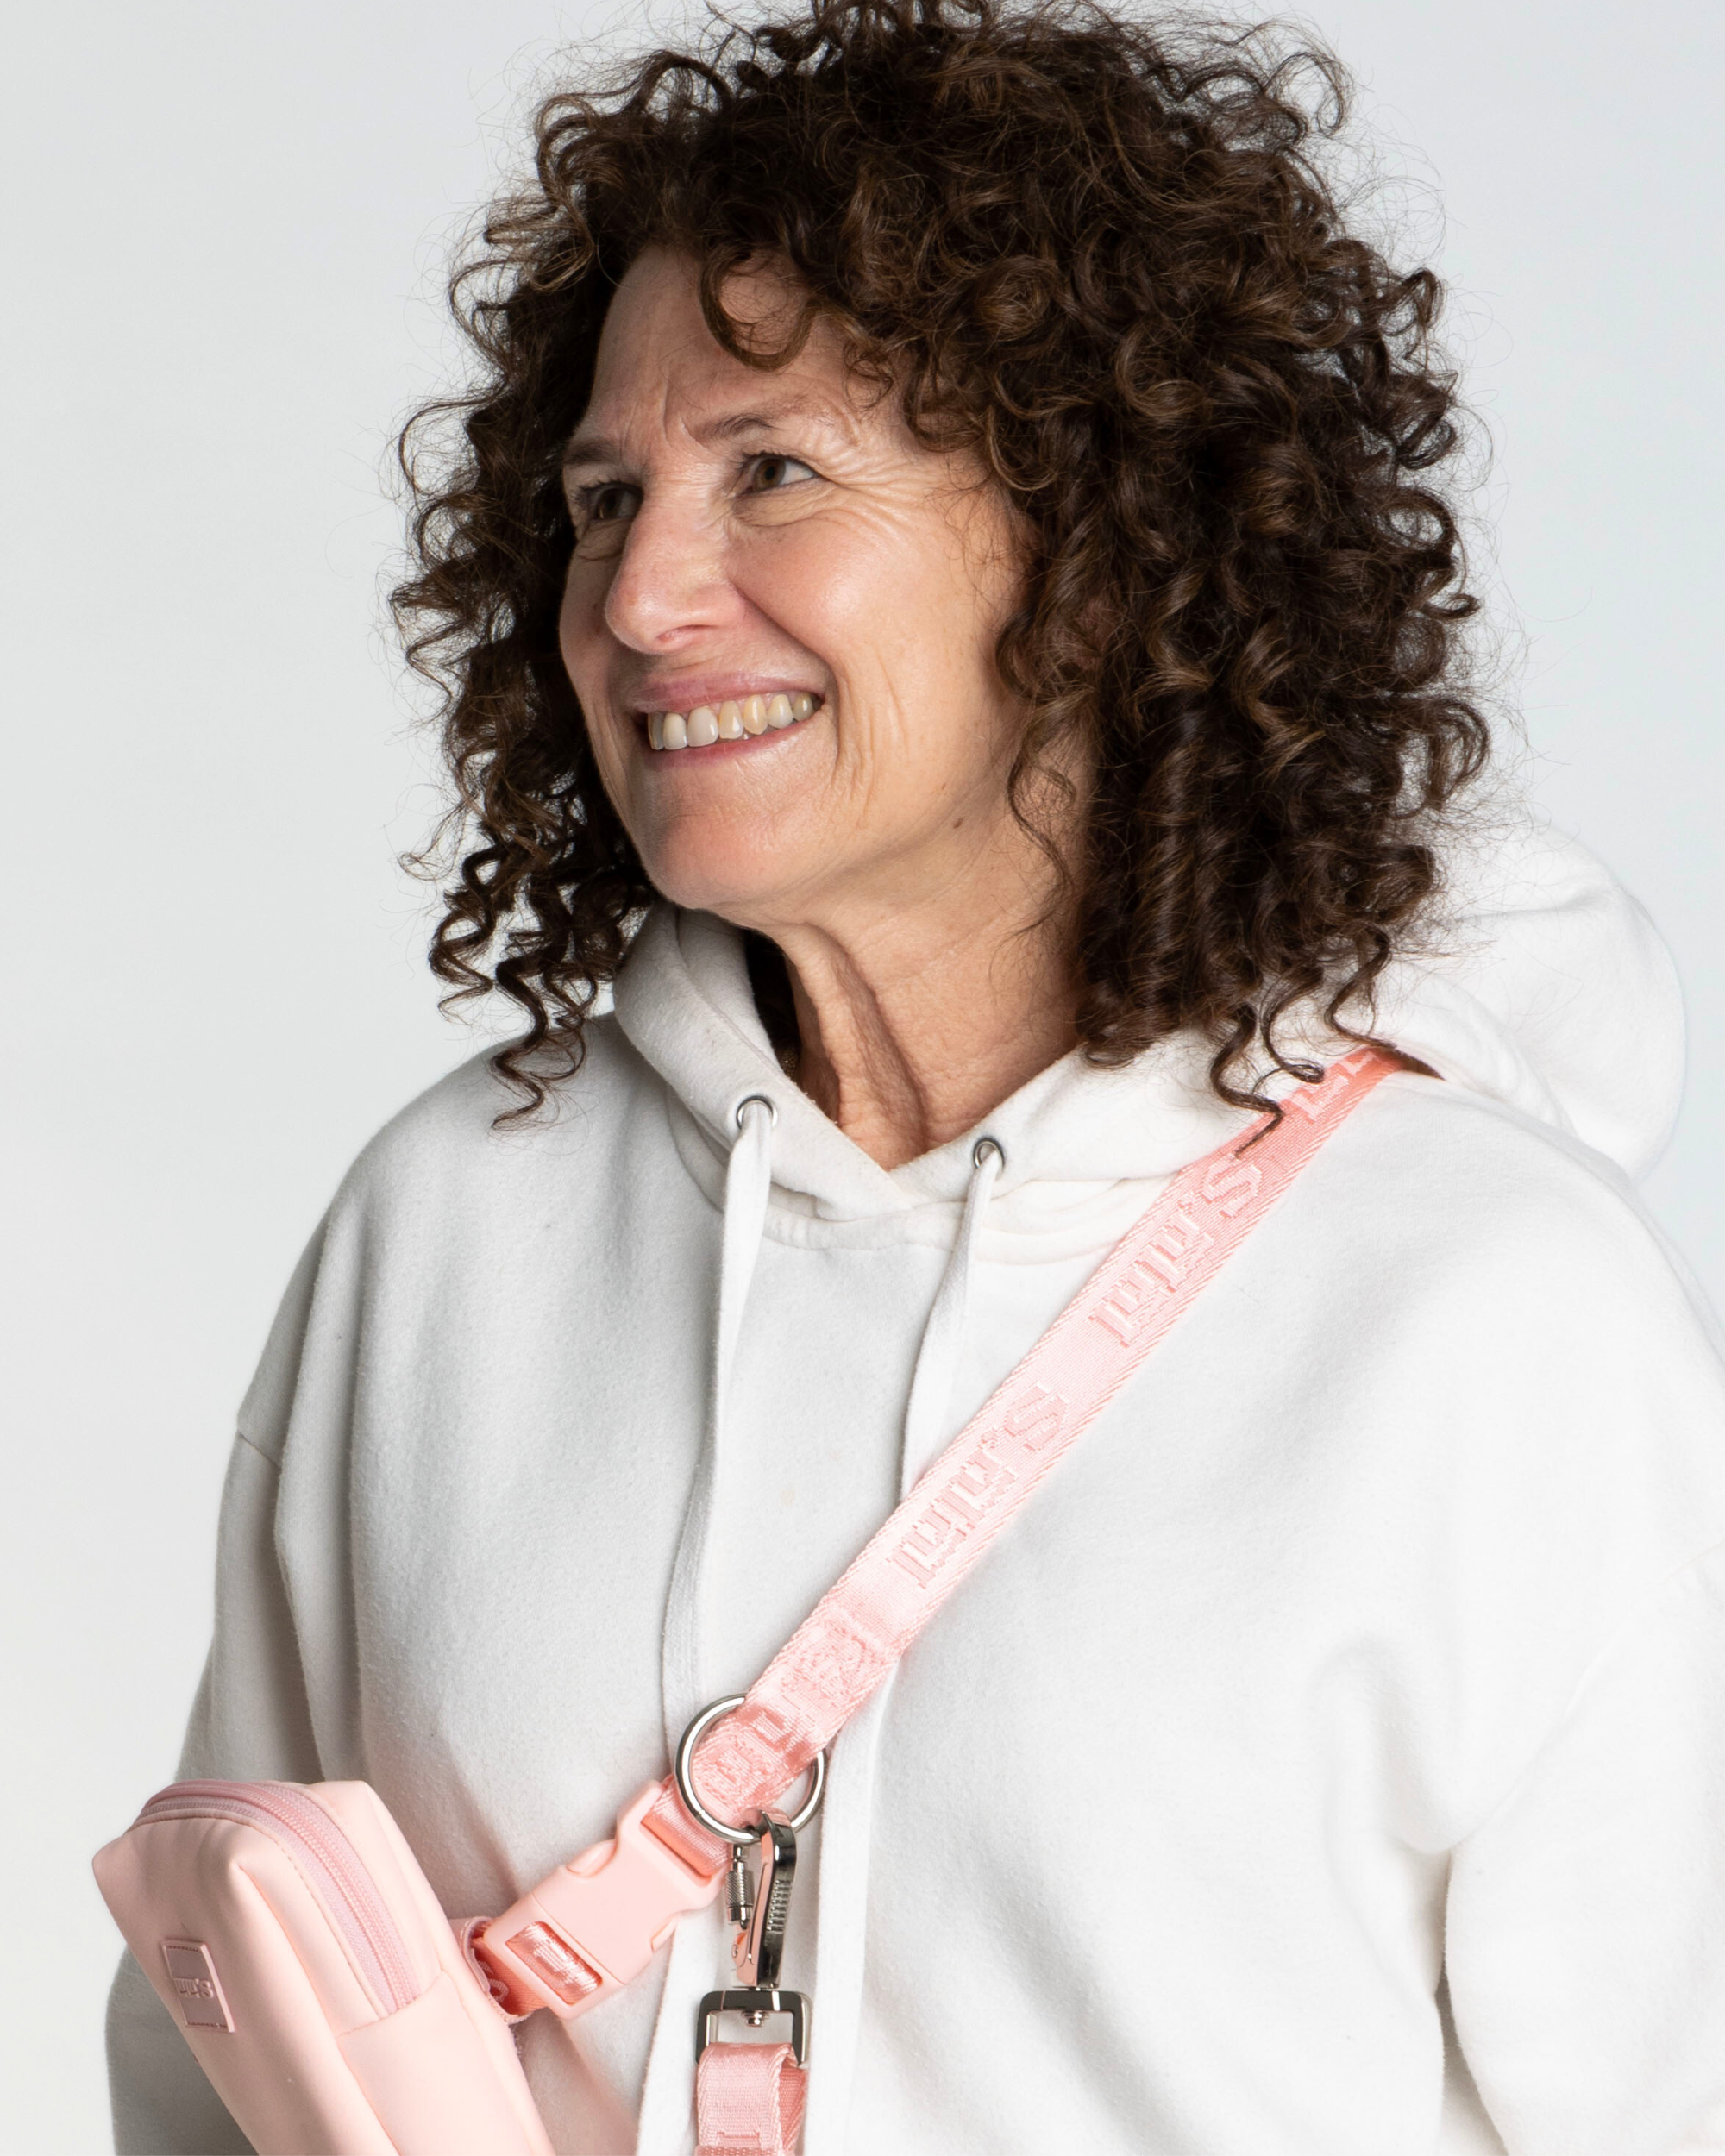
[107,816,1725,2156]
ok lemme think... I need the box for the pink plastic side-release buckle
[478,1780,723,2020]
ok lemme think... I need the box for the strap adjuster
[697,1987,810,2066]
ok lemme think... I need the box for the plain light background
[3,2,1720,2146]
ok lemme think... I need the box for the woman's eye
[569,480,642,556]
[743,454,817,495]
[586,482,641,525]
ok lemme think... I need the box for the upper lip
[624,675,824,714]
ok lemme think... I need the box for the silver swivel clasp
[732,1811,797,1998]
[676,1694,825,2067]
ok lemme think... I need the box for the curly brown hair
[394,0,1487,1113]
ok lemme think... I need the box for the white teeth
[646,695,821,749]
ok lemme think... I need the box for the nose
[601,486,743,655]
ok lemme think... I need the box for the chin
[639,832,811,924]
[629,768,840,920]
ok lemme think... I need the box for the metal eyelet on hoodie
[972,1135,1005,1172]
[735,1093,779,1131]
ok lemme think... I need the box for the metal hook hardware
[732,1812,797,1989]
[697,1987,810,2066]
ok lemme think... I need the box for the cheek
[559,565,619,728]
[750,505,1011,725]
[558,563,636,807]
[558,560,607,696]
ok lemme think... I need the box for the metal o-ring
[735,1094,780,1132]
[972,1135,1005,1171]
[674,1695,826,1846]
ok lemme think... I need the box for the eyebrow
[561,393,850,473]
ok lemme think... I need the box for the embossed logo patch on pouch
[162,1939,235,2032]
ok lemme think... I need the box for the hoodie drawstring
[800,1134,1001,2154]
[637,1094,780,2155]
[661,1094,779,1757]
[900,1138,1004,1482]
[637,1104,1000,2155]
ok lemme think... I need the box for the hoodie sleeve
[1446,1541,1725,2156]
[105,1237,328,2155]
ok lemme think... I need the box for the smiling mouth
[644,693,821,752]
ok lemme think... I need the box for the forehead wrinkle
[695,392,859,446]
[565,382,862,473]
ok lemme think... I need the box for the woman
[108,1,1725,2150]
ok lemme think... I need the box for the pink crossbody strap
[478,1049,1397,2057]
[696,2040,806,2155]
[657,1044,1396,1859]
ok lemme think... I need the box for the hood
[612,812,1684,1208]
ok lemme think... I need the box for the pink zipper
[137,1781,422,2017]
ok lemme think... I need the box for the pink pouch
[93,1778,554,2156]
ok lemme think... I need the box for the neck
[757,851,1080,1172]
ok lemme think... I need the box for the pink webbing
[696,2044,806,2155]
[647,1046,1397,1874]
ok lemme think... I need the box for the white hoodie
[108,818,1725,2156]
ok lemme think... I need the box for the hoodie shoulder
[235,1019,662,1461]
[1293,1069,1725,1583]
[1325,1071,1711,1337]
[331,1017,653,1214]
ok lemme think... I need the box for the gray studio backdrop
[3,1,1720,2147]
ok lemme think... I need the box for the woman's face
[559,248,1029,935]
